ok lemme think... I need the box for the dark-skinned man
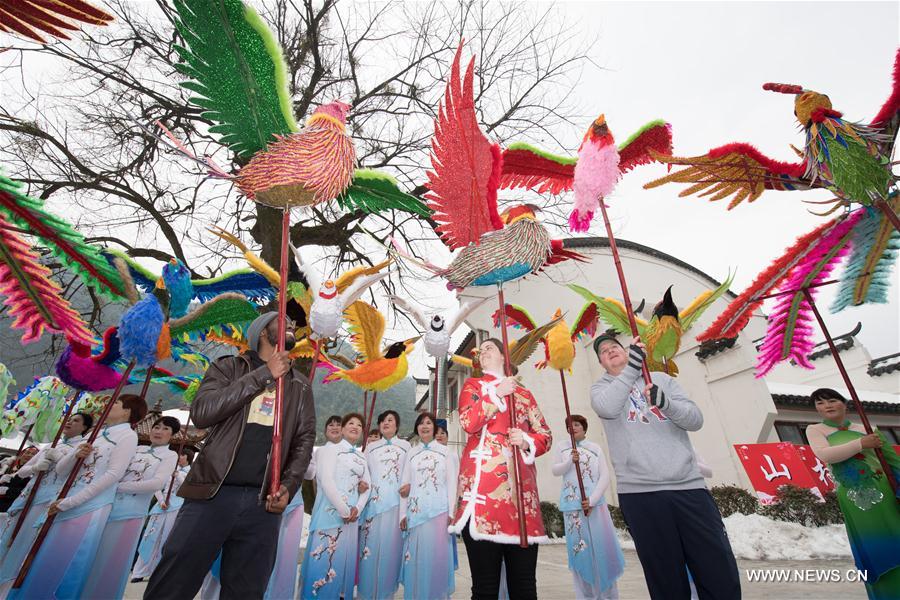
[145,312,315,599]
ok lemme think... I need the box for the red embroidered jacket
[449,374,552,544]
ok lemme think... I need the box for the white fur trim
[519,432,537,466]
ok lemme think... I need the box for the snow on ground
[611,513,851,561]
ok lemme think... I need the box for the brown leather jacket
[179,354,315,502]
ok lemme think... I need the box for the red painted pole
[497,285,529,548]
[875,197,900,233]
[7,391,81,547]
[362,392,378,452]
[269,209,291,498]
[802,288,898,498]
[4,424,35,476]
[164,412,192,506]
[13,359,136,588]
[307,338,321,382]
[559,370,588,514]
[597,200,653,391]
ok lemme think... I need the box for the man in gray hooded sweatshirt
[590,333,740,599]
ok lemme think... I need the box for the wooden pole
[164,412,192,506]
[7,391,81,547]
[497,284,529,548]
[4,423,34,476]
[362,392,378,452]
[802,288,898,498]
[269,208,291,498]
[307,338,321,381]
[559,370,588,514]
[13,359,136,588]
[875,197,900,233]
[597,200,653,391]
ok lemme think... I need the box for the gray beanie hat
[592,332,624,357]
[246,312,278,353]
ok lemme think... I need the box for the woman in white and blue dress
[300,412,370,599]
[80,415,179,598]
[1,394,144,599]
[551,414,624,600]
[358,409,410,600]
[130,447,195,581]
[0,412,92,566]
[398,412,458,600]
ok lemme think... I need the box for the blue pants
[619,489,741,599]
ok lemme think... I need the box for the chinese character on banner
[733,443,822,505]
[795,444,835,495]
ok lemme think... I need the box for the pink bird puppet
[500,115,673,231]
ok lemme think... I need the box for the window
[774,421,814,445]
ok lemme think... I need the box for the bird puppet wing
[337,170,431,217]
[0,212,95,346]
[832,193,900,312]
[508,315,564,366]
[344,300,385,361]
[616,120,674,174]
[499,143,576,195]
[567,284,647,337]
[569,301,600,342]
[168,293,260,339]
[0,0,113,44]
[677,271,735,331]
[755,210,863,376]
[447,297,489,332]
[171,0,297,162]
[697,216,848,343]
[492,304,538,332]
[1,172,126,300]
[644,143,817,209]
[334,259,391,295]
[868,48,900,159]
[426,42,504,250]
[191,270,276,304]
[388,295,428,330]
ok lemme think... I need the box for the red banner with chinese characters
[733,443,834,505]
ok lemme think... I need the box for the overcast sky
[3,1,897,380]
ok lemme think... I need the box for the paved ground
[126,541,868,599]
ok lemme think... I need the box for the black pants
[461,523,538,600]
[143,486,281,600]
[619,488,741,600]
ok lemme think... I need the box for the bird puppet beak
[403,336,421,353]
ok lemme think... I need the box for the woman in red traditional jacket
[449,337,552,600]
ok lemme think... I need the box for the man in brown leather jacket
[144,312,315,599]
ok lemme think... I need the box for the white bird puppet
[389,295,489,360]
[296,246,392,340]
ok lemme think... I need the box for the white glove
[44,447,64,462]
[32,458,52,473]
[0,486,8,495]
[0,474,12,484]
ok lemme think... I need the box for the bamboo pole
[496,284,529,548]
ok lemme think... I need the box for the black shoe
[130,578,145,583]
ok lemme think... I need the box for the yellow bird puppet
[492,304,600,372]
[322,301,419,392]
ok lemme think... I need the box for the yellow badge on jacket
[247,389,276,427]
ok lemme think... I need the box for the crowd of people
[0,311,896,600]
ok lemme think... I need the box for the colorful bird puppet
[569,274,734,376]
[416,43,586,291]
[388,295,489,361]
[0,0,113,44]
[644,49,900,232]
[500,116,673,232]
[321,301,419,392]
[492,304,600,373]
[0,171,127,346]
[104,248,276,318]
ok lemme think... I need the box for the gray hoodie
[590,345,706,494]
